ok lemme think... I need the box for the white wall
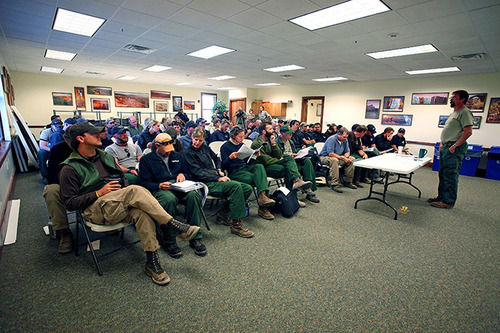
[248,72,500,148]
[306,99,322,124]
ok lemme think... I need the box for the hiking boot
[373,177,383,183]
[316,176,327,185]
[306,193,320,203]
[331,184,343,193]
[189,239,207,256]
[353,181,364,188]
[145,251,170,286]
[430,201,454,209]
[58,228,73,254]
[297,200,306,208]
[230,219,254,238]
[164,243,183,259]
[168,218,200,241]
[360,178,370,184]
[427,197,440,203]
[258,207,274,220]
[257,191,275,208]
[344,182,358,189]
[215,205,230,226]
[292,178,312,191]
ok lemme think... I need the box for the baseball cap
[196,118,207,125]
[185,120,197,129]
[66,122,105,148]
[105,118,116,124]
[114,126,128,135]
[398,128,405,134]
[277,119,284,124]
[51,118,63,127]
[367,124,377,134]
[64,118,77,125]
[155,133,174,152]
[280,124,294,134]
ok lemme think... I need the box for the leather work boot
[297,200,306,208]
[306,193,320,203]
[430,201,454,209]
[167,218,200,241]
[427,197,440,203]
[257,191,275,208]
[58,228,73,254]
[230,219,254,238]
[145,251,170,286]
[292,178,312,191]
[215,204,231,226]
[258,207,274,220]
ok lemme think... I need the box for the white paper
[237,144,260,160]
[294,147,311,159]
[169,180,204,192]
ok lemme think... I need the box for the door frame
[229,98,246,123]
[301,96,325,125]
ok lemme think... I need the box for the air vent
[450,53,488,62]
[280,74,295,79]
[122,44,157,54]
[85,71,104,75]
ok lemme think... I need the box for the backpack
[271,187,299,218]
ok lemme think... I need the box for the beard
[450,101,455,108]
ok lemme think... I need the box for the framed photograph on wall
[91,98,110,112]
[316,103,322,116]
[383,96,405,112]
[114,91,149,108]
[466,93,487,112]
[184,100,195,110]
[74,87,86,110]
[365,99,380,119]
[472,116,482,129]
[486,97,500,123]
[381,114,412,126]
[411,92,448,105]
[438,115,449,128]
[173,96,182,111]
[87,86,112,96]
[154,101,169,112]
[151,90,171,99]
[52,92,73,106]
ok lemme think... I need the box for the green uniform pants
[154,188,202,244]
[351,153,368,182]
[229,164,269,194]
[438,143,467,205]
[206,181,252,220]
[264,155,301,189]
[295,158,317,191]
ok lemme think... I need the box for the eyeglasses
[123,148,130,158]
[158,140,174,145]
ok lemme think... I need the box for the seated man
[375,127,395,153]
[391,128,408,153]
[126,115,143,142]
[178,120,197,150]
[220,126,275,220]
[59,122,199,286]
[210,119,230,142]
[319,127,357,193]
[276,125,319,203]
[361,124,382,182]
[139,133,205,258]
[105,126,143,185]
[251,123,312,201]
[185,127,254,238]
[38,118,63,184]
[138,119,160,151]
[49,118,76,148]
[310,123,326,143]
[347,125,369,188]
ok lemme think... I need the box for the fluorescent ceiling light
[255,83,280,86]
[405,67,460,75]
[52,8,105,37]
[41,66,63,73]
[209,75,236,80]
[187,45,235,59]
[218,87,235,90]
[143,65,172,72]
[290,0,390,31]
[313,77,348,82]
[263,65,304,72]
[366,44,438,59]
[176,82,192,86]
[45,49,76,61]
[117,76,137,80]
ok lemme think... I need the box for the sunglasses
[123,148,130,158]
[158,140,174,145]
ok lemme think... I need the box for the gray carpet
[0,168,499,332]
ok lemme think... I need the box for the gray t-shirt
[104,142,142,169]
[39,128,53,142]
[441,106,473,143]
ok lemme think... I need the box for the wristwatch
[452,144,458,148]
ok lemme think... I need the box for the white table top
[353,153,432,174]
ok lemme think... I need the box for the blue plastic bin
[432,142,440,171]
[485,146,500,180]
[459,144,483,176]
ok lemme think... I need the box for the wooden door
[229,98,246,125]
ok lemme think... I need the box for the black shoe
[164,243,183,259]
[353,181,364,188]
[306,193,320,203]
[189,239,207,256]
[331,185,343,193]
[344,182,358,189]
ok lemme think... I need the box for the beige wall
[247,72,500,148]
[306,99,322,124]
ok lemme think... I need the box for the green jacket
[251,136,282,167]
[276,136,298,154]
[62,149,124,195]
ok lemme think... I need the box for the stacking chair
[74,210,139,276]
[209,141,225,157]
[242,139,253,147]
[313,142,346,186]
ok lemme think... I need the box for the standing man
[59,122,199,285]
[428,90,473,209]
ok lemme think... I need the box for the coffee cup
[419,148,428,158]
[398,146,403,154]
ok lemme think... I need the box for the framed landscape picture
[486,97,500,123]
[365,99,380,119]
[438,115,449,128]
[466,93,487,112]
[52,92,73,106]
[114,91,149,108]
[173,96,182,111]
[473,116,482,129]
[411,92,448,105]
[383,96,404,112]
[91,98,110,112]
[74,87,86,110]
[154,101,169,112]
[381,114,412,126]
[87,86,112,96]
[151,90,171,99]
[184,100,195,110]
